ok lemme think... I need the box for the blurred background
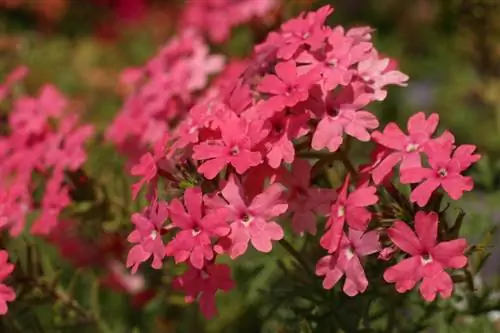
[1,0,500,332]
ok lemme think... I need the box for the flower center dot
[337,205,345,217]
[230,146,240,156]
[421,254,433,265]
[345,247,355,260]
[406,143,419,152]
[438,168,447,177]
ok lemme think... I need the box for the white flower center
[150,230,158,240]
[405,143,419,152]
[345,247,355,260]
[421,254,433,265]
[337,205,345,217]
[438,168,448,177]
[230,146,240,156]
[241,214,253,227]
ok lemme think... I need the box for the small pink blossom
[295,25,372,90]
[166,187,229,269]
[356,50,409,101]
[281,159,334,235]
[320,176,378,254]
[260,108,309,168]
[10,84,66,135]
[274,5,333,60]
[126,202,169,273]
[401,140,480,206]
[311,84,379,152]
[384,211,468,301]
[192,115,265,179]
[316,229,380,296]
[130,133,170,199]
[206,174,287,259]
[173,263,234,319]
[371,112,452,184]
[31,172,71,235]
[258,60,321,111]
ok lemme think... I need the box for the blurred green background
[1,0,500,332]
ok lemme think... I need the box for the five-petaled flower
[320,176,378,254]
[316,228,380,296]
[166,187,229,269]
[384,211,468,301]
[206,174,287,259]
[401,139,480,206]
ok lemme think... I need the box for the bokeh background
[1,0,500,332]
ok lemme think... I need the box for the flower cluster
[0,68,94,236]
[127,5,480,318]
[106,30,225,164]
[181,0,278,43]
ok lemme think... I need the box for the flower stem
[337,148,358,181]
[278,239,316,279]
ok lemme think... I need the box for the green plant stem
[337,148,358,181]
[278,239,316,280]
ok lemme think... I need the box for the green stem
[337,148,358,181]
[278,239,316,280]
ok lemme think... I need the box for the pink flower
[356,50,409,101]
[320,176,378,254]
[0,183,30,237]
[295,25,372,90]
[0,250,16,315]
[261,108,309,168]
[401,140,480,206]
[107,31,224,161]
[166,187,229,269]
[102,260,146,295]
[371,112,452,184]
[258,60,321,111]
[206,174,287,259]
[281,159,334,235]
[316,229,380,296]
[192,115,265,179]
[173,263,234,319]
[311,84,379,152]
[10,84,66,135]
[274,5,333,60]
[126,202,169,273]
[130,133,170,199]
[0,66,28,102]
[44,114,94,171]
[383,211,468,301]
[31,172,71,235]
